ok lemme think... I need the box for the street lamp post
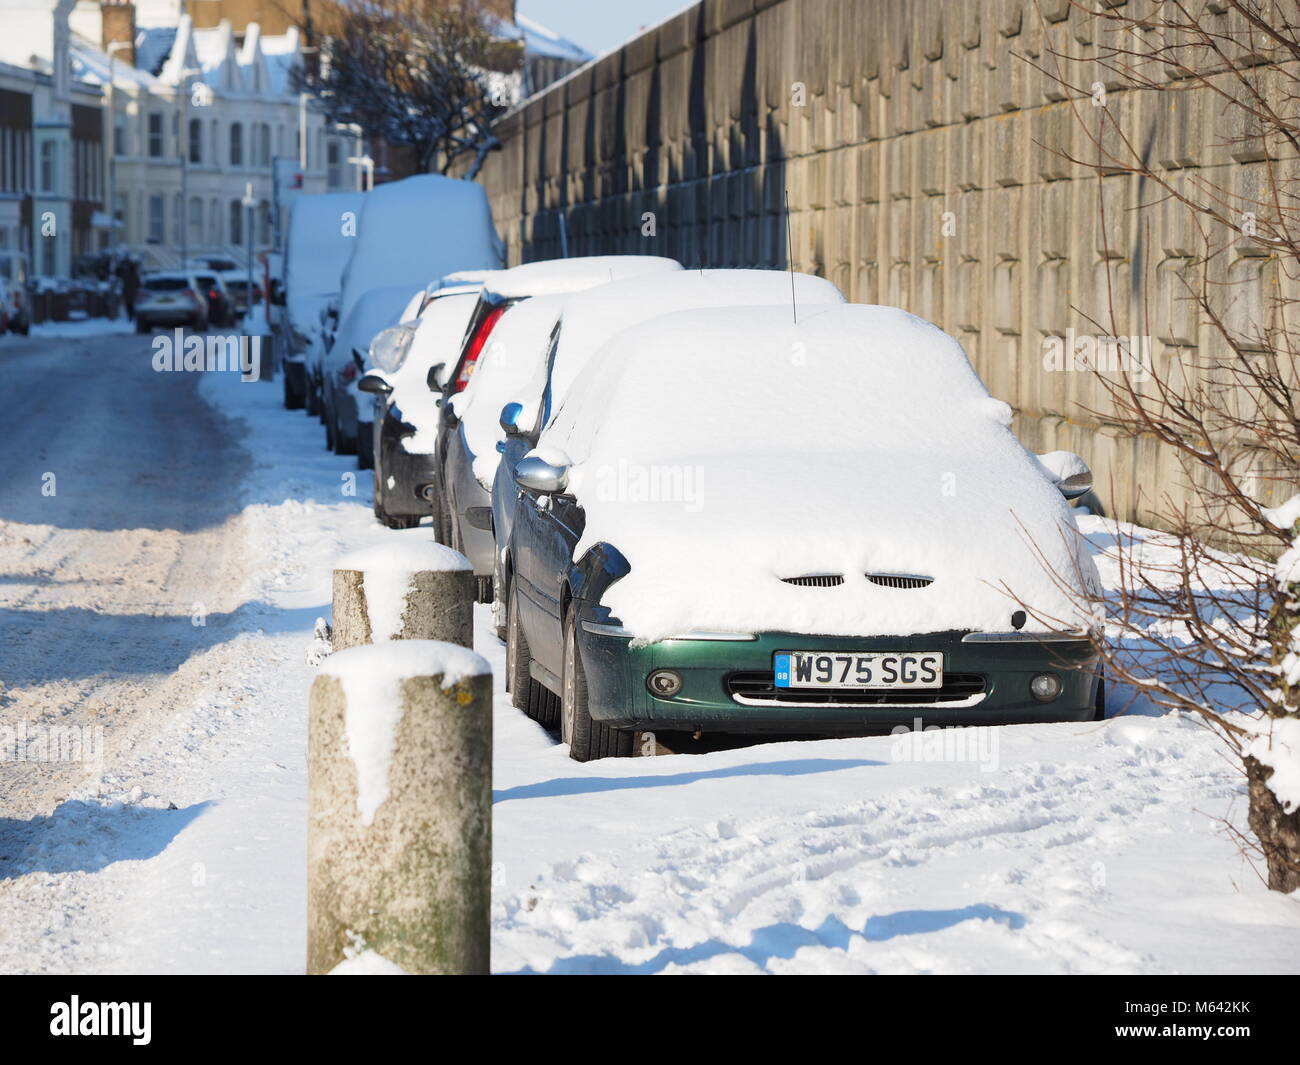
[105,40,132,253]
[242,181,256,322]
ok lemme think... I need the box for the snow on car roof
[338,174,502,319]
[485,255,681,299]
[539,269,845,425]
[285,191,366,335]
[539,303,1096,642]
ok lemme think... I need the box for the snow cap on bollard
[332,530,472,650]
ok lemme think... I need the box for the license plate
[774,651,944,689]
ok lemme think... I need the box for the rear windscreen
[144,279,188,291]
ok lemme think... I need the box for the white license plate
[774,651,944,689]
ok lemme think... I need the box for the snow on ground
[19,315,136,339]
[2,355,1298,974]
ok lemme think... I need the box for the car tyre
[1093,674,1107,722]
[283,368,304,410]
[507,581,556,726]
[135,317,147,334]
[562,608,632,762]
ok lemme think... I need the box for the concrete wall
[459,0,1292,526]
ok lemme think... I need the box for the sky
[518,0,696,59]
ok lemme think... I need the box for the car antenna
[784,188,796,325]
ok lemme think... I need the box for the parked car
[307,296,342,418]
[487,269,844,641]
[280,191,366,411]
[358,280,485,528]
[221,272,262,317]
[335,173,502,326]
[322,285,415,457]
[430,255,683,594]
[134,272,209,332]
[0,251,31,334]
[191,271,233,327]
[500,303,1104,760]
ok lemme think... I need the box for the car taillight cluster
[341,362,358,384]
[455,306,505,392]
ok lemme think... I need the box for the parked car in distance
[134,272,209,332]
[358,280,484,528]
[280,191,367,411]
[431,254,683,593]
[0,250,31,334]
[502,303,1104,760]
[487,268,844,644]
[221,273,261,317]
[191,271,233,327]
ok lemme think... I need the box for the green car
[500,303,1105,761]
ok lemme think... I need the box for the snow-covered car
[489,268,844,644]
[280,191,366,410]
[321,285,415,457]
[134,271,210,332]
[335,173,502,325]
[358,280,485,528]
[502,303,1104,761]
[431,254,683,593]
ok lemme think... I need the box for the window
[229,199,243,244]
[114,111,126,155]
[172,193,182,244]
[148,194,164,243]
[210,119,219,166]
[258,199,270,245]
[259,123,271,168]
[189,118,202,163]
[229,123,243,166]
[39,140,54,193]
[209,197,220,244]
[188,197,203,246]
[148,113,163,157]
[327,140,341,188]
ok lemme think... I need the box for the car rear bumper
[576,621,1101,733]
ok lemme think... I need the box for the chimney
[101,1,136,67]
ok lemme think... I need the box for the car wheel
[323,399,336,451]
[1093,675,1107,722]
[373,497,419,529]
[507,581,556,726]
[283,369,304,410]
[492,561,508,642]
[135,318,147,334]
[562,608,632,762]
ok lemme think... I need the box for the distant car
[221,273,262,317]
[280,191,366,411]
[135,272,209,332]
[429,255,683,596]
[191,272,233,327]
[0,251,31,334]
[501,303,1105,760]
[321,285,414,457]
[358,281,483,528]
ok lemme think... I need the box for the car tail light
[454,306,505,392]
[209,288,220,301]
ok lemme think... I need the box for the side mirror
[1036,450,1093,500]
[515,453,569,495]
[358,372,391,395]
[426,362,446,391]
[499,401,524,434]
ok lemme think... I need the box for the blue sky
[518,0,695,59]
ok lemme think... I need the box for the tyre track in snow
[0,329,250,826]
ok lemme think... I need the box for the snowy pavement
[1,333,1298,973]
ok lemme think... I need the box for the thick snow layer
[453,294,567,486]
[524,269,845,430]
[320,640,490,825]
[338,175,501,321]
[284,192,366,338]
[325,286,416,381]
[541,304,1097,641]
[1248,717,1300,814]
[336,534,471,642]
[386,291,480,455]
[485,255,681,299]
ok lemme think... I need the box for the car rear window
[195,276,218,288]
[144,278,188,291]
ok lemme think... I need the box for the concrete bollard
[331,537,472,651]
[308,640,492,975]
